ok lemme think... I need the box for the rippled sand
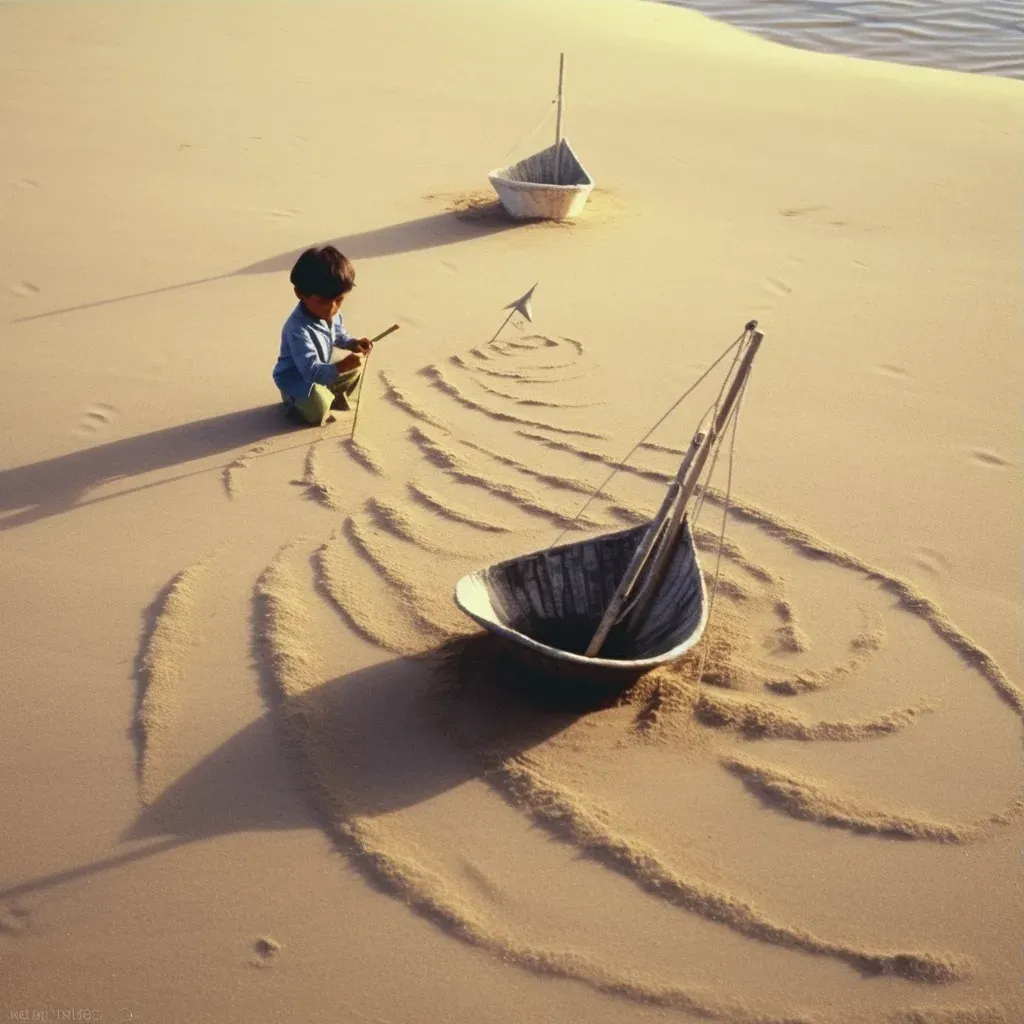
[659,0,1024,78]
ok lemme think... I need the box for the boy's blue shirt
[273,302,356,399]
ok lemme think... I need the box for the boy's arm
[287,326,340,386]
[332,315,372,354]
[334,314,357,351]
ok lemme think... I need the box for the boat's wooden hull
[488,139,594,221]
[453,520,707,689]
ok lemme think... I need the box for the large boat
[454,322,764,689]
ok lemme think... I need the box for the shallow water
[656,0,1024,79]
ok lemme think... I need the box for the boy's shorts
[281,367,362,426]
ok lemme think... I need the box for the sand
[0,1,1021,1022]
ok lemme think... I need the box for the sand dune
[3,0,1021,1021]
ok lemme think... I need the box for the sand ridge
[119,323,1023,1021]
[249,548,976,1021]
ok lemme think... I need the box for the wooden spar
[553,53,565,185]
[621,325,764,637]
[623,431,714,633]
[585,420,709,657]
[348,323,401,440]
[713,327,762,437]
[582,484,677,658]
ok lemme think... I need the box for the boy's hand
[351,337,373,354]
[336,352,363,374]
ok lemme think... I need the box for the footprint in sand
[249,936,281,968]
[9,178,39,190]
[779,205,829,218]
[966,447,1010,470]
[911,548,948,576]
[10,281,40,298]
[0,904,32,936]
[874,363,908,378]
[761,276,793,297]
[74,403,117,436]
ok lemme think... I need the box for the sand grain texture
[1,1,1021,1022]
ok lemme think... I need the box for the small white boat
[488,54,594,223]
[454,322,765,691]
[488,138,594,222]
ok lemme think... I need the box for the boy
[272,245,373,426]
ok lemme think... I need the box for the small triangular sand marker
[489,283,537,345]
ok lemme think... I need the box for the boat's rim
[487,136,594,191]
[452,522,709,671]
[487,170,594,193]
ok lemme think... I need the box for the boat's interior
[494,139,592,187]
[455,522,705,663]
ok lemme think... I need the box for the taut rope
[548,328,747,549]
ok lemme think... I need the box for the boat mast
[585,322,763,657]
[553,53,565,185]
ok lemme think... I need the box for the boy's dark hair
[289,245,355,298]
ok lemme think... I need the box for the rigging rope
[693,373,747,687]
[548,329,747,549]
[614,370,747,627]
[502,101,557,161]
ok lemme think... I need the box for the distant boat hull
[488,139,594,222]
[453,519,707,689]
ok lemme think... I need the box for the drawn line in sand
[407,424,608,529]
[314,531,447,656]
[383,371,623,518]
[365,495,467,556]
[254,553,323,704]
[697,488,1024,718]
[344,513,467,639]
[134,561,208,805]
[292,441,343,512]
[450,352,586,384]
[223,443,269,499]
[695,688,929,741]
[723,755,1023,842]
[486,753,968,983]
[252,555,815,1023]
[763,618,885,695]
[406,479,512,534]
[418,364,606,440]
[461,372,597,409]
[341,436,385,476]
[252,555,1004,1021]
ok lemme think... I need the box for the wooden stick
[623,328,763,633]
[488,307,517,346]
[554,53,565,185]
[368,323,401,345]
[585,420,708,658]
[349,324,400,440]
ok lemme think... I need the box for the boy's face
[296,288,344,321]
